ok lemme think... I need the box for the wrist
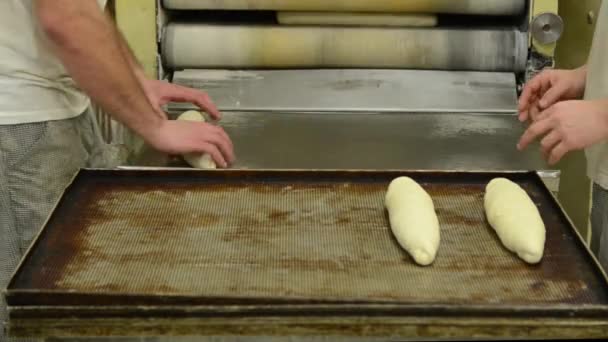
[576,65,588,84]
[575,65,588,76]
[131,109,164,143]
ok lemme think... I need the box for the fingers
[518,109,529,123]
[189,89,222,120]
[518,72,548,114]
[519,74,553,122]
[529,100,541,121]
[204,126,235,165]
[548,142,569,165]
[518,94,534,122]
[194,142,228,168]
[540,79,551,101]
[539,82,568,109]
[519,94,540,122]
[517,117,553,151]
[214,125,233,153]
[534,105,555,122]
[540,130,561,156]
[518,79,538,111]
[167,84,222,120]
[186,123,234,167]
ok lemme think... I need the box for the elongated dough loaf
[176,110,217,169]
[385,177,440,266]
[484,178,546,264]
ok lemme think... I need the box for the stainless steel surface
[531,12,565,45]
[170,69,518,114]
[162,0,527,15]
[136,111,553,173]
[163,24,528,72]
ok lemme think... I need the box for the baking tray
[6,169,608,320]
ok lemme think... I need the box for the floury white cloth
[585,1,608,190]
[0,0,106,125]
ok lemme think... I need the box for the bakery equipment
[123,0,563,193]
[6,1,590,339]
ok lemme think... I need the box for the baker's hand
[518,67,587,123]
[517,100,608,165]
[142,79,221,120]
[145,119,235,168]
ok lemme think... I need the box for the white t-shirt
[0,0,107,125]
[585,1,608,189]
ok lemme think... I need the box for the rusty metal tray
[6,169,608,323]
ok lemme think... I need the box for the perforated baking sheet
[6,170,608,319]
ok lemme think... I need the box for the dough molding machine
[122,0,562,193]
[10,2,608,340]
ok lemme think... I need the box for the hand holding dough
[176,110,217,169]
[484,178,546,264]
[385,177,440,266]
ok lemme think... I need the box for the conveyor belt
[163,24,528,71]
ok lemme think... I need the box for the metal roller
[163,24,528,72]
[276,12,438,27]
[163,0,527,16]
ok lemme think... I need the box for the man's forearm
[35,0,161,139]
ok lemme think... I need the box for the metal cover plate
[138,111,554,173]
[169,69,518,113]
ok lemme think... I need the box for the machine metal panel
[135,111,553,173]
[170,69,518,114]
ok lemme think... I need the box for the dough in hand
[385,177,440,266]
[484,178,546,264]
[176,110,217,169]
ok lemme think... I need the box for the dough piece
[277,12,438,27]
[484,178,546,264]
[176,110,217,169]
[385,177,440,266]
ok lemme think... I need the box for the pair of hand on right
[517,67,587,123]
[516,66,608,165]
